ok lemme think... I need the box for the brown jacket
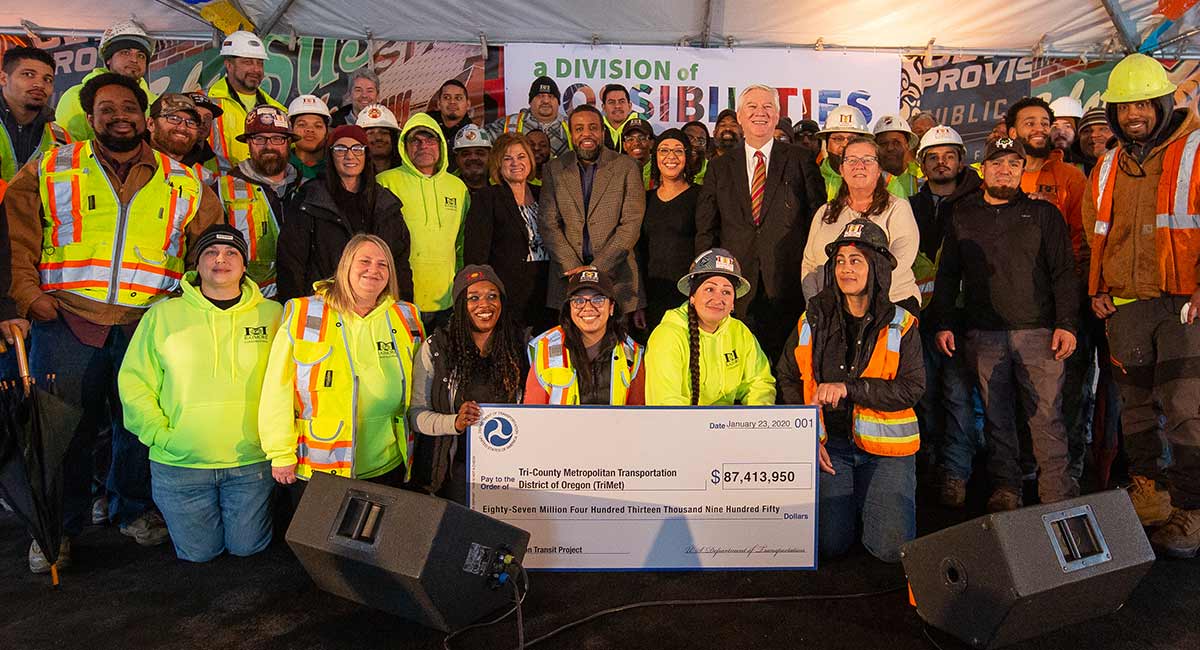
[4,141,223,325]
[1082,109,1200,299]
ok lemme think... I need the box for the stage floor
[2,488,1197,650]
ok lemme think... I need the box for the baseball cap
[149,93,200,121]
[983,137,1027,161]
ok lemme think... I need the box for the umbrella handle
[9,323,30,394]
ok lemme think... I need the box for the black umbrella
[0,325,78,585]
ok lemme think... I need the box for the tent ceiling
[3,0,1196,58]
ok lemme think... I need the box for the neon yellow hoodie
[377,112,469,312]
[645,303,776,406]
[118,273,282,469]
[257,285,424,480]
[55,67,159,142]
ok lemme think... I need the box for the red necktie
[751,150,766,225]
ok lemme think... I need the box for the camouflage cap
[149,93,201,120]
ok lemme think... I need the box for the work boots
[1128,475,1172,527]
[1150,508,1200,558]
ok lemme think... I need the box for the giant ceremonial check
[467,406,820,571]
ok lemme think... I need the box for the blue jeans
[819,436,916,563]
[151,461,273,562]
[919,329,985,480]
[30,316,150,535]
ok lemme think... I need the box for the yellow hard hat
[1101,53,1177,104]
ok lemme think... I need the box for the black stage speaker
[286,472,530,632]
[901,489,1154,649]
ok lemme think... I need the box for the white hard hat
[872,114,917,147]
[917,125,965,158]
[356,104,400,131]
[818,105,871,137]
[453,124,492,151]
[1049,96,1084,120]
[100,21,155,61]
[287,95,331,122]
[220,31,269,60]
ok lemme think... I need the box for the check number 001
[710,464,812,490]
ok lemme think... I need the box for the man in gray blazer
[539,104,647,324]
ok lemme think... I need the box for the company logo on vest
[376,340,397,357]
[479,412,518,452]
[243,325,269,343]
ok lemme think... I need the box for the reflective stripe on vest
[792,307,920,457]
[528,327,641,405]
[1090,130,1200,295]
[38,143,198,307]
[218,174,280,296]
[293,297,330,420]
[1,120,71,181]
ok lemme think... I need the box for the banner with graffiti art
[0,35,503,127]
[503,43,901,131]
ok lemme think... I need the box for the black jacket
[909,169,981,263]
[694,142,824,308]
[276,180,413,303]
[776,243,925,439]
[931,191,1079,334]
[463,183,551,330]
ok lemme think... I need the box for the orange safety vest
[527,326,643,405]
[1090,130,1200,296]
[793,307,920,457]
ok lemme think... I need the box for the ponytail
[687,303,701,405]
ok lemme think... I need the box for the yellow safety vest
[528,326,644,405]
[37,142,201,308]
[207,78,286,166]
[603,114,634,153]
[1,120,71,181]
[794,307,920,457]
[217,174,281,298]
[290,294,425,479]
[502,110,573,150]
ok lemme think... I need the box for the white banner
[503,43,901,131]
[468,405,820,570]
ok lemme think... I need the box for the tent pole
[262,0,302,36]
[1099,0,1141,53]
[698,0,714,48]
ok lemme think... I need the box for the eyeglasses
[843,156,879,168]
[248,134,290,146]
[332,144,367,156]
[569,295,609,308]
[827,134,854,145]
[657,147,686,158]
[687,135,707,145]
[160,114,200,129]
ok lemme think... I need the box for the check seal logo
[480,412,518,452]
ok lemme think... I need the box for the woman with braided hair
[645,249,775,406]
[407,265,528,504]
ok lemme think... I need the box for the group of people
[1,22,1198,576]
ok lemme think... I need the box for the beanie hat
[194,224,249,263]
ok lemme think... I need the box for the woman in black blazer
[463,133,552,331]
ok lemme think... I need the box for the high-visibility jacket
[36,141,202,308]
[499,109,573,154]
[793,307,921,457]
[216,174,281,297]
[820,157,912,201]
[603,114,634,153]
[1089,129,1200,296]
[259,292,425,480]
[206,77,286,167]
[1,120,71,182]
[55,67,157,142]
[526,326,644,405]
[913,251,938,310]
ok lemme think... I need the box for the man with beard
[601,84,636,152]
[620,117,654,188]
[909,125,984,507]
[682,120,710,184]
[207,31,286,167]
[5,73,222,572]
[217,106,303,299]
[287,94,331,182]
[178,91,229,181]
[931,137,1079,513]
[357,103,403,172]
[1049,96,1084,158]
[56,21,158,142]
[453,124,492,193]
[486,76,572,157]
[539,104,646,327]
[1082,54,1200,556]
[872,114,921,197]
[712,108,742,158]
[1,47,70,182]
[428,79,471,158]
[526,128,552,186]
[331,69,380,127]
[694,84,824,362]
[1073,107,1113,176]
[146,94,225,200]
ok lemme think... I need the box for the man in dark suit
[540,105,647,323]
[695,84,824,362]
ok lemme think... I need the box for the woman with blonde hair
[259,234,425,504]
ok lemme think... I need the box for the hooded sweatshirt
[645,303,776,406]
[118,273,282,469]
[377,112,470,312]
[55,67,158,142]
[776,243,925,442]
